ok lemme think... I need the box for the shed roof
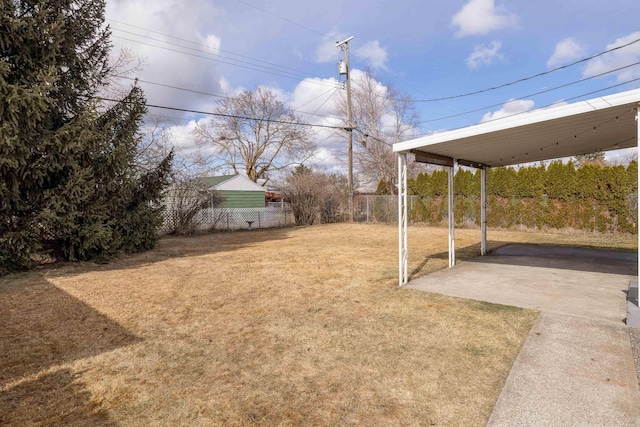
[191,175,235,188]
[393,89,640,168]
[191,175,266,192]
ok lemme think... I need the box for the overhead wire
[98,97,348,130]
[111,35,339,88]
[308,88,340,119]
[117,75,342,120]
[408,36,640,103]
[110,28,312,80]
[351,77,640,149]
[106,18,314,76]
[414,61,640,125]
[412,76,640,139]
[235,0,324,36]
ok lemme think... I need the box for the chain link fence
[354,195,421,223]
[354,194,638,233]
[161,204,295,234]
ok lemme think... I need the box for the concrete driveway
[406,244,640,426]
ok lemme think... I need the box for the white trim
[214,175,266,192]
[394,89,640,153]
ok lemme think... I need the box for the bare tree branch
[334,71,422,193]
[194,87,315,183]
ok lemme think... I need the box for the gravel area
[630,327,640,387]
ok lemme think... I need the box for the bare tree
[163,181,224,235]
[282,166,349,225]
[335,71,421,193]
[193,87,315,184]
[573,152,607,168]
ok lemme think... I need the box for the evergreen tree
[0,0,172,273]
[375,178,388,195]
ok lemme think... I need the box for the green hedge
[407,161,638,233]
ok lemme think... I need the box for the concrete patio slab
[406,244,637,324]
[405,244,640,426]
[487,312,640,426]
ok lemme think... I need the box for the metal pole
[448,163,456,268]
[366,196,369,223]
[481,166,487,256]
[634,104,640,280]
[403,154,408,283]
[398,153,408,286]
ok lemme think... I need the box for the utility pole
[337,36,354,222]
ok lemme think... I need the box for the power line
[408,35,640,102]
[353,36,640,105]
[291,86,338,110]
[116,75,342,121]
[111,35,338,88]
[111,28,312,80]
[415,61,640,125]
[352,128,393,147]
[308,88,340,117]
[235,0,324,36]
[107,18,313,76]
[99,96,348,130]
[413,76,640,138]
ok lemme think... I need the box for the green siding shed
[219,190,265,208]
[191,174,266,208]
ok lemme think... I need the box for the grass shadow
[0,368,115,426]
[43,227,297,277]
[0,275,141,388]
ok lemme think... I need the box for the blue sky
[105,0,640,170]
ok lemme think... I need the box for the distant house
[193,175,266,208]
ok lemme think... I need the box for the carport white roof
[394,89,640,168]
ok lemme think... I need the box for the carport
[393,88,640,287]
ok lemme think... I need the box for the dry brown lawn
[0,224,636,426]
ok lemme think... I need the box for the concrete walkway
[406,244,640,426]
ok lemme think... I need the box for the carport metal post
[448,162,456,268]
[398,153,408,286]
[637,103,639,279]
[481,166,487,256]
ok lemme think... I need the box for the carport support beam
[481,166,487,256]
[448,162,456,268]
[637,104,639,280]
[398,153,408,286]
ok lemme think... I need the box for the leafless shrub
[164,183,224,235]
[282,167,349,225]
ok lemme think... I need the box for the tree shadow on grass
[0,275,141,388]
[44,227,296,276]
[0,368,115,426]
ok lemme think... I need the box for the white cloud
[481,98,534,122]
[353,40,388,70]
[289,77,341,121]
[583,31,640,82]
[466,41,503,69]
[452,0,518,38]
[106,0,225,112]
[315,32,388,70]
[547,38,586,68]
[315,30,345,63]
